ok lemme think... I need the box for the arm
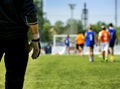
[23,0,40,59]
[84,32,87,41]
[28,24,41,60]
[23,0,39,35]
[29,24,40,40]
[23,0,38,24]
[94,33,98,46]
[98,32,102,46]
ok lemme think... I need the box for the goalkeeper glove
[29,33,41,59]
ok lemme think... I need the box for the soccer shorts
[100,42,109,51]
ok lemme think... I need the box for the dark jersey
[108,28,117,43]
[0,0,37,39]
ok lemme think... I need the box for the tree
[43,22,52,42]
[32,0,53,42]
[117,27,120,42]
[54,21,65,34]
[66,19,83,34]
[92,21,107,34]
[77,20,83,33]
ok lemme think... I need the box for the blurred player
[85,25,97,62]
[107,23,118,62]
[75,31,85,55]
[98,25,111,62]
[64,34,70,54]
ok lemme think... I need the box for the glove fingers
[30,40,41,59]
[32,49,40,59]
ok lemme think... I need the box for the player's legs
[109,42,115,61]
[75,44,84,55]
[88,46,94,62]
[75,44,79,54]
[66,45,70,54]
[4,38,29,89]
[98,46,102,58]
[79,44,84,55]
[109,47,114,55]
[102,51,105,60]
[109,47,114,61]
[78,45,81,54]
[103,43,109,61]
[100,43,108,61]
[109,42,115,55]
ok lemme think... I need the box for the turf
[0,55,120,89]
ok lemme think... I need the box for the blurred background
[29,0,120,54]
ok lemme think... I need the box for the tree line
[28,0,120,43]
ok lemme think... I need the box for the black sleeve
[23,0,38,24]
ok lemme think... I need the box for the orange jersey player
[75,32,85,55]
[98,25,111,61]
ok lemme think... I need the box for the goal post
[53,34,77,46]
[52,34,120,55]
[52,34,77,55]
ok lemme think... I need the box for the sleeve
[82,34,84,39]
[98,31,102,40]
[85,32,87,37]
[23,0,38,25]
[84,32,87,41]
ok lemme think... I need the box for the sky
[43,0,120,26]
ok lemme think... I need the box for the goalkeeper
[0,0,41,89]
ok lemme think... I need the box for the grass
[0,55,120,89]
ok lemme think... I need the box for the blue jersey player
[64,35,70,54]
[85,25,97,62]
[107,23,118,62]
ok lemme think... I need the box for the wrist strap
[32,38,40,42]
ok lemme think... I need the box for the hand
[29,39,41,59]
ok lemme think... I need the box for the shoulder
[98,31,102,34]
[85,31,87,35]
[85,31,89,36]
[99,31,103,36]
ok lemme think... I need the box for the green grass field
[0,55,120,89]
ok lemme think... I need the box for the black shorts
[109,42,115,48]
[76,44,84,50]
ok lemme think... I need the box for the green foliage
[43,23,52,42]
[77,20,83,32]
[117,27,120,42]
[91,21,107,34]
[66,19,82,34]
[54,21,65,34]
[31,1,120,43]
[53,19,84,35]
